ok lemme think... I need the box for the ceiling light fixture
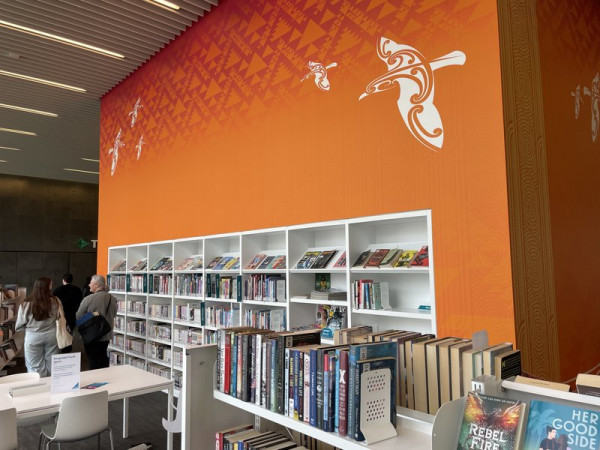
[143,0,181,10]
[63,168,99,174]
[0,146,21,151]
[0,160,7,163]
[81,158,100,163]
[0,127,37,136]
[0,103,58,117]
[0,19,125,59]
[0,70,86,93]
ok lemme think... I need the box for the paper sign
[51,352,81,394]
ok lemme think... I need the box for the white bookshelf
[108,210,436,408]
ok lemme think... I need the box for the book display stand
[359,367,397,445]
[107,211,436,401]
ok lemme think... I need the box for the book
[522,399,599,450]
[332,251,347,268]
[150,256,172,271]
[513,375,570,392]
[494,349,521,380]
[426,337,461,414]
[315,305,347,339]
[363,248,390,268]
[576,373,600,397]
[482,342,513,376]
[352,250,372,267]
[245,254,267,270]
[412,336,450,413]
[411,245,429,267]
[257,256,275,270]
[129,258,148,271]
[450,340,473,400]
[394,250,418,267]
[207,256,223,270]
[310,250,337,269]
[223,256,240,270]
[267,255,286,270]
[214,256,233,270]
[378,249,402,268]
[110,259,127,271]
[176,255,196,270]
[462,347,484,395]
[215,423,254,450]
[457,391,525,450]
[295,251,321,269]
[309,288,346,301]
[314,273,330,291]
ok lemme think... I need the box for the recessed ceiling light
[0,146,21,151]
[64,168,99,174]
[0,127,36,136]
[0,70,86,93]
[144,0,181,10]
[0,103,58,117]
[0,160,7,163]
[81,158,100,163]
[0,19,125,59]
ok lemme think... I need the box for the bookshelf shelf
[213,390,431,450]
[108,211,435,388]
[148,336,172,345]
[127,332,146,340]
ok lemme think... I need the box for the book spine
[224,333,231,395]
[284,347,290,417]
[303,351,310,423]
[243,333,251,402]
[276,336,285,414]
[293,349,300,420]
[217,329,222,391]
[216,432,222,450]
[316,350,324,429]
[237,333,244,399]
[309,348,317,427]
[265,339,271,409]
[298,352,304,422]
[334,350,340,433]
[254,334,262,405]
[269,339,277,412]
[206,273,212,298]
[339,350,349,436]
[260,339,267,407]
[347,348,357,440]
[323,352,330,432]
[328,353,335,432]
[237,275,242,302]
[215,274,221,298]
[231,333,237,398]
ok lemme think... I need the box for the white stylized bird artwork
[583,73,599,143]
[301,61,338,91]
[108,128,125,176]
[359,38,466,150]
[571,85,583,120]
[128,98,143,128]
[136,135,144,160]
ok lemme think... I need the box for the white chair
[0,408,18,450]
[0,372,40,384]
[38,390,114,450]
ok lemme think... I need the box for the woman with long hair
[15,277,61,376]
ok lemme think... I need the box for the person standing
[15,277,61,376]
[76,274,117,369]
[52,273,83,353]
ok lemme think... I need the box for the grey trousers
[24,328,59,377]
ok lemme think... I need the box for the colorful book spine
[338,349,349,436]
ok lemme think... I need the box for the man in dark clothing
[53,273,83,353]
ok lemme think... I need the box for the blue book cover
[309,347,318,427]
[348,341,398,441]
[323,353,330,432]
[522,399,599,450]
[334,348,342,433]
[269,338,278,412]
[231,332,238,398]
[293,349,300,420]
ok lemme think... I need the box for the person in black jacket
[52,273,83,353]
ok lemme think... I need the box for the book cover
[207,256,223,270]
[176,256,196,271]
[378,249,402,268]
[268,255,286,270]
[522,400,599,450]
[295,251,321,269]
[457,392,525,450]
[482,342,513,376]
[214,256,232,271]
[245,254,267,270]
[352,250,372,267]
[224,257,239,270]
[314,273,331,291]
[310,250,338,269]
[411,245,429,267]
[450,341,473,400]
[494,349,522,380]
[257,256,275,270]
[111,259,127,271]
[364,248,390,268]
[394,250,418,267]
[332,251,347,268]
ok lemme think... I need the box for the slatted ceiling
[0,0,217,183]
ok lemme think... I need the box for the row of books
[175,254,203,271]
[295,250,345,270]
[111,258,148,272]
[245,254,287,270]
[109,274,127,291]
[173,328,203,347]
[207,256,241,271]
[243,308,286,332]
[350,280,390,310]
[0,302,15,323]
[352,245,429,269]
[148,323,171,340]
[150,257,173,271]
[151,275,172,295]
[174,274,203,297]
[216,425,308,450]
[206,274,242,301]
[244,274,286,302]
[216,327,397,442]
[205,305,239,328]
[174,303,203,324]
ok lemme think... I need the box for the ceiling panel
[0,0,217,184]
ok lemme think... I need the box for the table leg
[123,397,129,438]
[167,385,173,450]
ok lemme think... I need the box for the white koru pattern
[108,128,125,176]
[301,61,337,91]
[136,135,144,160]
[582,73,599,143]
[359,38,466,150]
[128,97,143,128]
[571,85,583,119]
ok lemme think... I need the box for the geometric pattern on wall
[100,0,496,176]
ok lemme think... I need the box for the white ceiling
[0,0,217,184]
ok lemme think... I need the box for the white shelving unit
[107,211,436,406]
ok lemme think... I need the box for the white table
[0,365,174,450]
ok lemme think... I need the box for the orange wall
[536,0,600,380]
[99,0,515,344]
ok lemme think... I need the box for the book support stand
[359,367,397,445]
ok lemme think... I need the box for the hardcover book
[257,256,275,270]
[352,250,372,268]
[411,245,429,267]
[332,251,347,268]
[522,400,599,450]
[207,256,223,270]
[457,391,525,450]
[394,250,418,267]
[268,255,286,270]
[310,250,337,269]
[245,254,267,270]
[111,259,127,271]
[378,249,402,268]
[576,373,600,398]
[295,251,321,269]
